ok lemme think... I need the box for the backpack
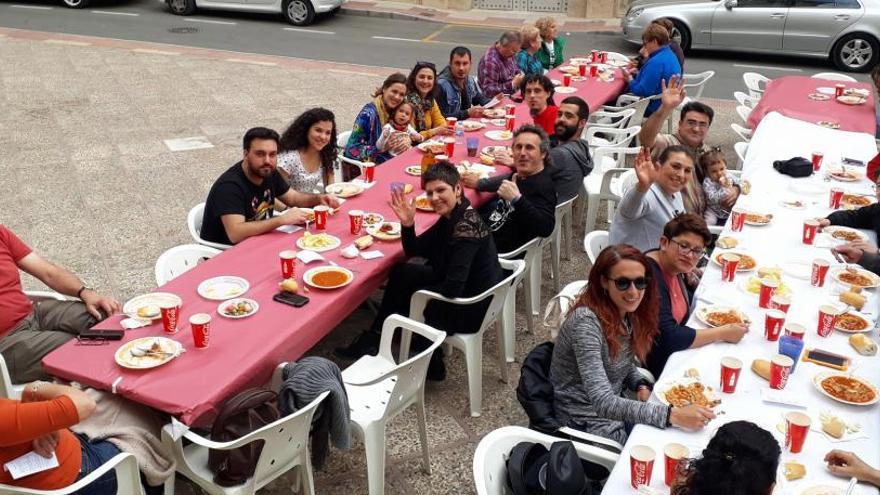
[506,440,607,495]
[773,157,813,178]
[208,388,281,486]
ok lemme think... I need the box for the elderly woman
[516,26,544,76]
[344,72,409,165]
[535,16,565,70]
[644,214,749,377]
[405,61,452,140]
[278,107,337,193]
[550,244,714,445]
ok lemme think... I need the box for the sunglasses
[609,276,649,291]
[415,61,436,70]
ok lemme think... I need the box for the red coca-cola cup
[664,443,689,487]
[279,250,296,279]
[445,116,457,128]
[811,258,830,287]
[629,445,655,489]
[562,73,572,87]
[505,115,516,132]
[811,151,824,172]
[589,64,598,78]
[834,84,845,97]
[759,278,778,308]
[785,411,811,453]
[720,253,740,282]
[803,219,820,245]
[189,313,211,349]
[600,51,608,63]
[769,354,793,389]
[730,208,746,232]
[829,187,844,209]
[784,322,806,340]
[578,63,586,77]
[348,209,364,235]
[590,49,598,62]
[362,162,376,183]
[444,137,456,157]
[505,104,516,116]
[313,205,330,230]
[160,302,181,334]
[769,294,791,313]
[817,304,841,337]
[720,357,743,393]
[764,309,786,341]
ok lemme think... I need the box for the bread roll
[279,278,299,294]
[354,235,373,250]
[840,290,866,311]
[751,359,771,381]
[717,237,738,249]
[850,285,862,294]
[757,266,782,279]
[403,183,414,194]
[783,462,805,481]
[850,333,877,356]
[822,417,846,439]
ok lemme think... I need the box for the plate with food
[416,139,446,154]
[115,337,183,370]
[197,276,249,301]
[363,212,384,227]
[405,165,422,176]
[482,117,507,127]
[218,298,259,319]
[483,108,506,119]
[834,311,872,333]
[484,130,513,141]
[557,65,578,74]
[325,182,364,198]
[555,86,578,94]
[571,76,588,82]
[296,232,341,253]
[744,212,773,226]
[655,377,721,408]
[303,266,354,290]
[816,86,836,95]
[841,193,874,209]
[807,92,831,101]
[827,169,862,182]
[569,57,591,65]
[836,95,867,105]
[367,221,402,241]
[482,145,510,157]
[740,273,792,299]
[779,199,807,210]
[460,120,485,132]
[830,266,880,289]
[823,226,869,243]
[817,121,841,129]
[844,87,870,97]
[813,371,879,406]
[695,305,749,328]
[415,194,434,212]
[123,292,183,321]
[712,251,757,271]
[606,59,629,68]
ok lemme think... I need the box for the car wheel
[62,0,90,8]
[168,0,196,15]
[832,33,878,73]
[671,20,691,52]
[283,0,315,26]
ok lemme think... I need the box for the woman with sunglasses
[549,244,714,445]
[644,214,749,378]
[405,61,453,140]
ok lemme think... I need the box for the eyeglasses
[684,119,710,129]
[668,238,706,258]
[610,276,650,291]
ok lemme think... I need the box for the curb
[339,6,441,23]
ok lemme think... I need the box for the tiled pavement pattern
[0,29,737,494]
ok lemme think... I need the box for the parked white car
[166,0,345,26]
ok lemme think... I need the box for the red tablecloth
[747,75,876,135]
[42,63,625,426]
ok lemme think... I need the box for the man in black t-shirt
[200,127,341,245]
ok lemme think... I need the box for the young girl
[700,149,742,226]
[376,101,422,156]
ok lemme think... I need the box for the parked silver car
[166,0,344,26]
[621,0,880,72]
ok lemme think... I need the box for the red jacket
[867,152,879,182]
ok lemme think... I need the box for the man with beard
[521,73,558,136]
[549,96,593,203]
[200,127,341,245]
[437,46,492,120]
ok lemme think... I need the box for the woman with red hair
[549,244,714,444]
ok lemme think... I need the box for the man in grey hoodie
[549,96,593,203]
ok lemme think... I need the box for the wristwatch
[76,286,92,300]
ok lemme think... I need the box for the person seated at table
[334,164,505,378]
[699,148,742,226]
[550,244,715,445]
[344,72,410,165]
[521,73,558,136]
[535,16,565,70]
[609,145,693,252]
[277,107,338,195]
[461,124,556,253]
[650,18,684,69]
[376,102,423,157]
[640,76,718,216]
[405,61,453,140]
[671,421,780,495]
[437,46,493,121]
[825,450,880,487]
[645,214,749,377]
[549,96,593,203]
[0,225,120,384]
[200,127,341,246]
[516,26,544,76]
[821,170,880,274]
[478,31,525,99]
[621,23,681,117]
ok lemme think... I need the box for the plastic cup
[759,277,778,309]
[562,73,572,87]
[817,304,841,337]
[764,309,786,341]
[578,63,587,77]
[600,51,608,63]
[362,162,376,183]
[589,64,598,78]
[785,411,811,453]
[390,181,405,194]
[720,357,743,393]
[279,250,297,279]
[466,137,479,157]
[829,187,844,209]
[779,334,804,374]
[664,443,689,487]
[313,205,330,230]
[784,322,806,340]
[769,294,791,313]
[189,313,211,349]
[348,209,364,235]
[803,219,820,245]
[505,104,516,116]
[590,49,598,62]
[629,445,655,489]
[444,137,455,157]
[445,117,457,128]
[834,84,845,97]
[811,258,830,287]
[811,152,824,172]
[730,208,746,232]
[720,253,740,282]
[505,115,516,132]
[769,354,793,390]
[160,302,180,334]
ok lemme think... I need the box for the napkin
[296,250,325,264]
[360,250,384,260]
[351,179,377,189]
[276,225,303,234]
[121,318,149,329]
[761,388,808,408]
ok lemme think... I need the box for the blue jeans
[74,434,120,495]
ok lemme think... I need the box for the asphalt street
[0,0,873,99]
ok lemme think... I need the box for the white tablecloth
[603,112,880,494]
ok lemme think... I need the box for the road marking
[91,10,140,16]
[421,24,450,42]
[183,18,236,25]
[226,58,277,66]
[10,4,53,9]
[44,39,91,46]
[133,48,180,55]
[282,27,334,35]
[372,36,421,42]
[328,68,385,77]
[733,63,802,72]
[164,136,214,152]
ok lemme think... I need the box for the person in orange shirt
[0,381,120,494]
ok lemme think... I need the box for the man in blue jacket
[622,23,681,116]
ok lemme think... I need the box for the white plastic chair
[601,97,650,127]
[473,426,620,495]
[0,453,146,495]
[583,230,609,265]
[581,147,640,233]
[545,196,578,294]
[344,315,445,495]
[735,105,752,125]
[154,244,222,286]
[812,72,857,82]
[733,91,759,110]
[586,108,637,130]
[403,260,527,417]
[682,71,714,100]
[336,130,366,182]
[734,141,749,168]
[0,354,16,400]
[161,368,328,495]
[730,123,752,142]
[742,72,770,98]
[582,125,641,149]
[24,290,68,302]
[499,238,543,336]
[187,203,232,251]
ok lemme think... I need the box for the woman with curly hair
[549,244,714,445]
[671,421,780,495]
[278,107,338,193]
[535,16,565,70]
[404,61,452,140]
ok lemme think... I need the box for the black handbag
[773,157,814,178]
[507,440,601,495]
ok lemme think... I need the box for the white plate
[550,78,562,86]
[837,95,867,105]
[405,165,422,176]
[834,310,873,333]
[303,266,354,290]
[816,86,836,95]
[555,86,577,94]
[812,371,879,406]
[484,130,513,141]
[115,337,182,370]
[296,233,341,253]
[363,212,384,227]
[366,221,402,241]
[325,182,364,198]
[711,250,757,272]
[606,59,629,68]
[482,145,510,156]
[800,486,843,495]
[807,92,831,101]
[823,226,869,243]
[197,276,249,301]
[415,194,434,212]
[830,267,880,288]
[217,298,259,319]
[694,305,749,328]
[122,292,182,321]
[737,276,792,299]
[654,377,720,407]
[827,169,862,182]
[461,121,485,132]
[569,57,590,65]
[744,212,773,226]
[781,261,812,280]
[483,108,505,119]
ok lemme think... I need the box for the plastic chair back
[730,123,752,142]
[583,125,641,148]
[734,141,749,166]
[735,105,752,124]
[733,90,759,109]
[187,203,232,251]
[155,244,222,286]
[742,72,770,98]
[681,70,714,99]
[0,453,145,495]
[0,354,14,400]
[587,108,637,129]
[583,230,609,265]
